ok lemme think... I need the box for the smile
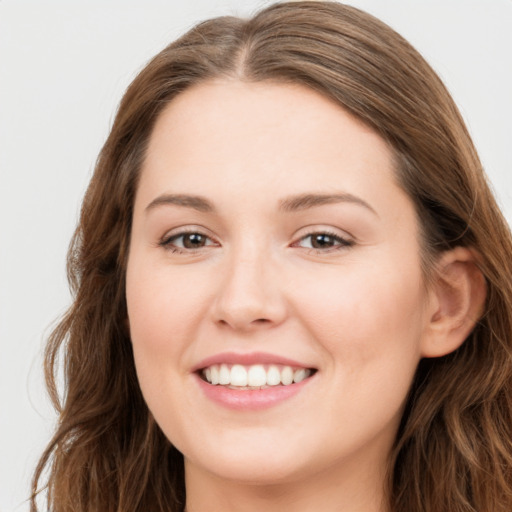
[193,352,318,410]
[201,363,314,389]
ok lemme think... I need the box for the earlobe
[421,247,487,358]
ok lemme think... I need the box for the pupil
[312,234,334,248]
[184,233,205,248]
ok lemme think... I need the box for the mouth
[193,353,318,409]
[198,363,317,390]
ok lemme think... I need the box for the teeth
[281,366,294,386]
[219,364,230,385]
[293,368,308,383]
[267,365,281,386]
[248,365,267,387]
[210,365,219,385]
[201,364,313,388]
[230,365,247,386]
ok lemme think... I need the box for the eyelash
[159,230,218,254]
[158,229,354,254]
[293,231,354,253]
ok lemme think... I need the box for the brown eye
[310,234,338,248]
[160,231,217,252]
[182,233,207,248]
[295,232,353,251]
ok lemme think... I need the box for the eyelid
[290,226,355,252]
[157,225,355,254]
[158,225,220,252]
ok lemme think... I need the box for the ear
[421,247,487,358]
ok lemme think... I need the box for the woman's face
[126,80,434,488]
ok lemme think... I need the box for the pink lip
[191,351,314,372]
[194,373,315,411]
[191,352,317,410]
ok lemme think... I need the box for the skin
[125,80,479,512]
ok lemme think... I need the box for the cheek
[126,257,214,357]
[125,257,214,435]
[291,256,427,369]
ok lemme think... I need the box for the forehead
[136,79,406,217]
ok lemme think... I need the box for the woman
[31,1,512,511]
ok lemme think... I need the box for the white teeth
[267,365,281,386]
[202,364,313,388]
[210,365,219,385]
[281,366,294,386]
[248,365,267,387]
[219,364,230,385]
[293,368,308,383]
[230,365,248,386]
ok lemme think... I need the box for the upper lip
[191,351,316,373]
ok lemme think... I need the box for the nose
[211,245,287,332]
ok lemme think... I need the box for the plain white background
[1,1,511,510]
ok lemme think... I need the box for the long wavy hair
[31,2,512,511]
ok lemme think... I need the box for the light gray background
[1,1,511,510]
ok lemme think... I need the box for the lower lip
[194,373,314,411]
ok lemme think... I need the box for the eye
[159,231,218,252]
[294,231,354,251]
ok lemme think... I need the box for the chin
[187,449,312,486]
[175,422,314,485]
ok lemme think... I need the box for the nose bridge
[212,237,286,329]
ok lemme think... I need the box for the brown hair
[32,2,512,511]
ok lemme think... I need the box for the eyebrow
[144,192,377,216]
[145,194,214,213]
[279,193,378,216]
